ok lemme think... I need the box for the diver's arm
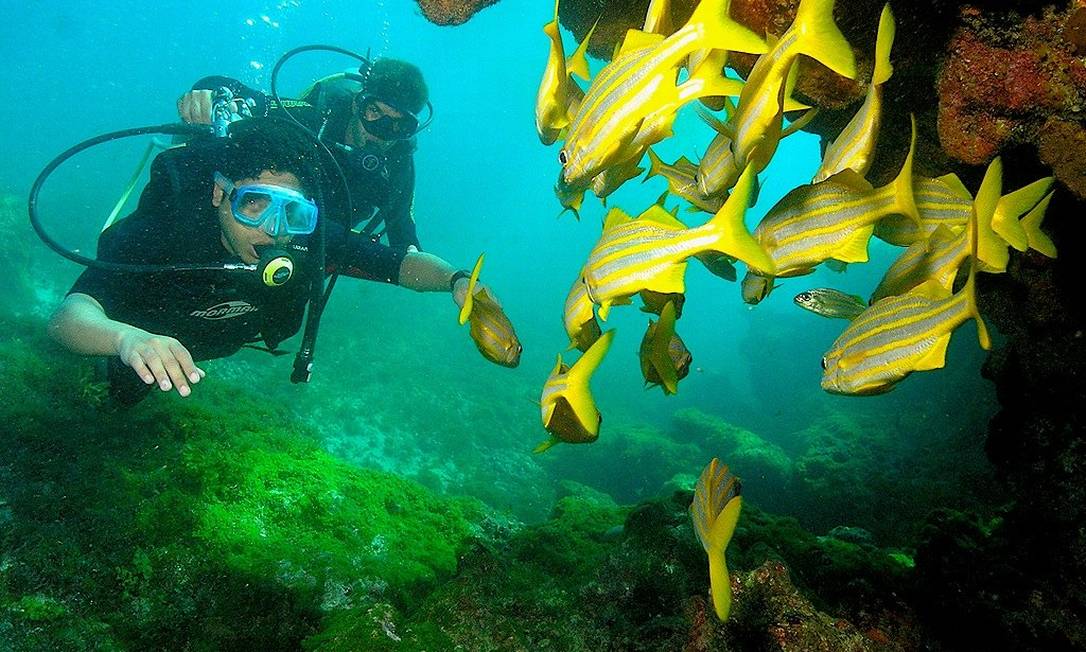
[48,294,204,397]
[178,76,269,124]
[397,252,476,307]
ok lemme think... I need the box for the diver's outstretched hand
[177,90,214,125]
[116,329,206,398]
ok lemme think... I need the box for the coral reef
[414,0,501,26]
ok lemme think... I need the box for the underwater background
[1,0,1082,650]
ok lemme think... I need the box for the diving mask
[214,172,319,236]
[357,96,421,141]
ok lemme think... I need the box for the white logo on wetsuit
[190,300,259,320]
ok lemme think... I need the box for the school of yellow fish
[530,0,1058,620]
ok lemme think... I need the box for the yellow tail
[707,496,742,621]
[1020,190,1057,258]
[458,253,485,325]
[872,4,895,86]
[992,176,1053,252]
[687,0,768,56]
[705,165,774,273]
[793,0,858,80]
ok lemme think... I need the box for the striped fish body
[536,14,571,145]
[753,173,891,276]
[741,270,777,304]
[731,0,858,171]
[583,210,696,317]
[560,0,767,187]
[639,300,691,394]
[875,176,970,246]
[564,273,602,352]
[813,82,881,183]
[821,280,982,395]
[698,130,742,197]
[646,150,725,213]
[691,458,742,621]
[870,225,965,303]
[793,287,867,320]
[592,150,646,200]
[468,289,523,368]
[812,3,894,183]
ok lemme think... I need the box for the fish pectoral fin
[915,334,952,371]
[834,225,874,264]
[533,437,560,454]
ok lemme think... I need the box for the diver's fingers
[194,90,213,124]
[168,340,204,385]
[121,353,156,386]
[143,338,190,397]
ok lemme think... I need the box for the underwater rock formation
[414,0,500,25]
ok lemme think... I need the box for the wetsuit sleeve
[323,221,408,285]
[382,154,422,250]
[191,75,269,117]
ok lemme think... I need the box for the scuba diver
[46,117,500,405]
[176,57,429,250]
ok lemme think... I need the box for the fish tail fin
[567,17,599,82]
[706,165,775,274]
[887,115,919,224]
[707,496,742,620]
[793,0,858,80]
[1021,190,1057,258]
[652,302,680,394]
[568,328,615,385]
[974,157,1008,272]
[688,0,768,56]
[965,194,992,351]
[872,4,895,86]
[993,176,1053,251]
[645,148,665,181]
[458,253,485,325]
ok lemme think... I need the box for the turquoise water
[0,1,1000,647]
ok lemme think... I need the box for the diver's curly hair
[361,58,428,115]
[219,118,323,198]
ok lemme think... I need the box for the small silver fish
[793,288,866,320]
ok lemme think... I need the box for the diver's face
[212,170,299,265]
[347,97,403,148]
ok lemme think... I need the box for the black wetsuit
[68,137,407,404]
[192,76,422,249]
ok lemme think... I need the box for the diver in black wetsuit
[47,118,498,405]
[177,58,429,251]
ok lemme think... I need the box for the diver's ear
[211,183,224,208]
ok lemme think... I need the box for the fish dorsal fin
[825,168,874,193]
[458,253,485,325]
[935,173,973,200]
[673,156,698,175]
[913,278,952,301]
[602,206,633,231]
[696,106,735,139]
[617,28,665,58]
[638,203,687,229]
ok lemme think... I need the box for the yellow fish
[645,149,725,213]
[643,0,674,35]
[991,176,1054,252]
[554,171,588,220]
[564,270,602,352]
[537,329,615,452]
[730,0,857,171]
[874,173,972,246]
[584,164,772,320]
[750,116,918,283]
[559,0,764,187]
[639,301,691,394]
[691,458,742,621]
[459,254,523,368]
[812,3,895,183]
[592,149,647,202]
[821,182,993,396]
[535,0,596,145]
[1021,190,1057,258]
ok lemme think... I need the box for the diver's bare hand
[177,90,214,125]
[116,328,206,397]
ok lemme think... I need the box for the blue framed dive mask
[214,172,319,236]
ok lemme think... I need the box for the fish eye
[798,292,810,301]
[559,150,568,166]
[820,357,828,370]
